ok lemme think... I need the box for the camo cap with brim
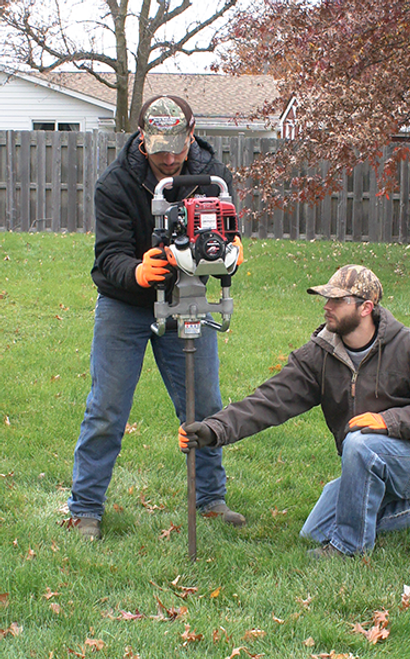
[307,264,383,304]
[138,95,195,155]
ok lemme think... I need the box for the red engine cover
[183,197,238,243]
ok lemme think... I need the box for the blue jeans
[301,430,410,554]
[68,295,226,519]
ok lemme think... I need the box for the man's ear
[361,300,374,317]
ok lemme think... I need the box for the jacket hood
[311,307,403,353]
[311,306,404,401]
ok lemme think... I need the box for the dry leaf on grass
[159,523,182,540]
[50,602,61,615]
[85,638,105,651]
[400,584,410,610]
[213,626,231,643]
[181,623,204,645]
[296,594,313,609]
[151,596,187,621]
[118,609,144,620]
[0,593,9,607]
[270,506,287,518]
[0,622,22,639]
[352,608,390,644]
[243,629,266,641]
[140,493,165,512]
[43,587,60,600]
[271,613,285,624]
[123,647,141,659]
[311,653,358,659]
[210,586,222,598]
[303,636,315,647]
[225,647,265,659]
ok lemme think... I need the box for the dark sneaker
[201,503,246,527]
[307,543,347,560]
[72,517,101,541]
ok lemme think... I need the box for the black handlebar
[171,175,213,188]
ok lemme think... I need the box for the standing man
[68,95,245,539]
[180,265,410,557]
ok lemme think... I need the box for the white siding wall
[0,73,115,131]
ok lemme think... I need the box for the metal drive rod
[184,338,197,562]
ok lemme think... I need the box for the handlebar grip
[171,175,212,188]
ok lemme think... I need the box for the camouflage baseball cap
[307,264,383,304]
[138,95,195,155]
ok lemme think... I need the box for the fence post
[51,131,62,233]
[83,131,95,232]
[399,158,409,243]
[6,130,17,230]
[20,131,30,232]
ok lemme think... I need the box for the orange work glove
[178,422,216,454]
[232,235,244,266]
[136,247,174,288]
[348,412,387,435]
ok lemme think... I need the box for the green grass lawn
[1,232,410,658]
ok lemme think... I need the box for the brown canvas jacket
[205,307,410,454]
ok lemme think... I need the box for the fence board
[51,131,62,232]
[6,131,16,230]
[1,130,410,243]
[19,131,30,232]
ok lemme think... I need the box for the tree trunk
[112,0,130,132]
[128,0,152,130]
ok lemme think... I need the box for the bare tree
[3,0,239,131]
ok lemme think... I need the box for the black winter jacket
[205,307,410,454]
[91,131,235,308]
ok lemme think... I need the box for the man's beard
[326,312,361,337]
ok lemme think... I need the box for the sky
[20,0,250,75]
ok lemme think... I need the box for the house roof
[36,71,279,127]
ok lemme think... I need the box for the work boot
[71,517,101,541]
[307,543,347,560]
[201,502,246,527]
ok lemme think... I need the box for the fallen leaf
[400,584,410,610]
[0,593,9,606]
[225,647,265,659]
[140,493,165,512]
[271,613,285,624]
[352,608,390,644]
[85,638,105,650]
[113,503,124,513]
[118,609,144,620]
[243,629,266,640]
[159,522,181,540]
[152,596,187,621]
[123,647,141,659]
[26,547,36,560]
[213,626,231,643]
[0,622,22,639]
[270,506,287,518]
[4,415,10,426]
[43,587,60,600]
[311,653,358,659]
[210,586,222,598]
[181,623,204,645]
[50,602,61,614]
[296,594,312,609]
[303,636,315,647]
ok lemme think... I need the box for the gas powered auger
[150,174,241,561]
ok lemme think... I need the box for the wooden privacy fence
[1,130,410,242]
